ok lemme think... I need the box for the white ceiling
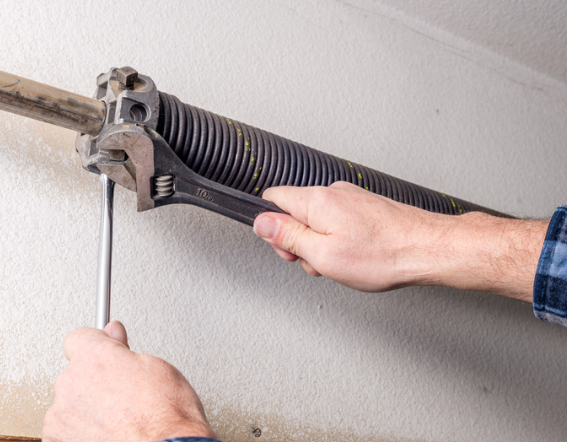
[374,0,567,85]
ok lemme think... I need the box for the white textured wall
[1,1,566,441]
[372,0,567,85]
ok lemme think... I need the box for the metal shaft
[95,174,115,330]
[0,70,105,136]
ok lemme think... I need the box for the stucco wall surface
[1,1,566,441]
[373,0,567,85]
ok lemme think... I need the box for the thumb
[254,213,319,260]
[63,326,127,361]
[104,320,130,348]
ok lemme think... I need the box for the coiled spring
[156,91,498,216]
[155,174,174,197]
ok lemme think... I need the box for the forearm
[256,183,550,301]
[412,211,549,302]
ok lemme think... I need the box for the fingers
[254,212,321,260]
[261,186,317,226]
[262,182,362,224]
[270,244,299,262]
[104,321,130,348]
[63,328,102,361]
[298,258,322,277]
[63,322,130,361]
[256,186,334,272]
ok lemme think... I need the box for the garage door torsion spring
[156,91,497,216]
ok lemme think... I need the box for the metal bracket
[75,67,160,185]
[75,67,284,223]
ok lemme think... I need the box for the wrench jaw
[75,67,161,211]
[76,67,285,223]
[96,125,156,212]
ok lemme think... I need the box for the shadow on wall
[148,203,567,439]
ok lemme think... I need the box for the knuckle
[63,327,94,358]
[299,258,321,277]
[137,352,155,367]
[329,180,347,189]
[139,353,170,374]
[306,265,320,277]
[313,186,332,203]
[330,180,355,191]
[279,224,306,256]
[312,186,340,212]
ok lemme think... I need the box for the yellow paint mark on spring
[348,162,353,168]
[358,172,362,179]
[253,173,258,179]
[251,156,255,163]
[365,186,369,190]
[449,197,456,208]
[237,128,242,136]
[255,187,260,192]
[227,119,232,125]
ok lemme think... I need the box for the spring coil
[155,174,174,197]
[156,91,498,216]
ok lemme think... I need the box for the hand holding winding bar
[42,322,216,442]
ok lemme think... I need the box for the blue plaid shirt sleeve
[533,206,567,326]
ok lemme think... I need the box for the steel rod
[95,174,115,330]
[0,70,105,136]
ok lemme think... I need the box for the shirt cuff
[533,206,567,326]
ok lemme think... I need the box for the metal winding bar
[0,70,105,136]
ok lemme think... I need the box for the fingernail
[254,215,278,240]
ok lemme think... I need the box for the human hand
[253,181,445,292]
[42,321,216,442]
[253,181,547,299]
